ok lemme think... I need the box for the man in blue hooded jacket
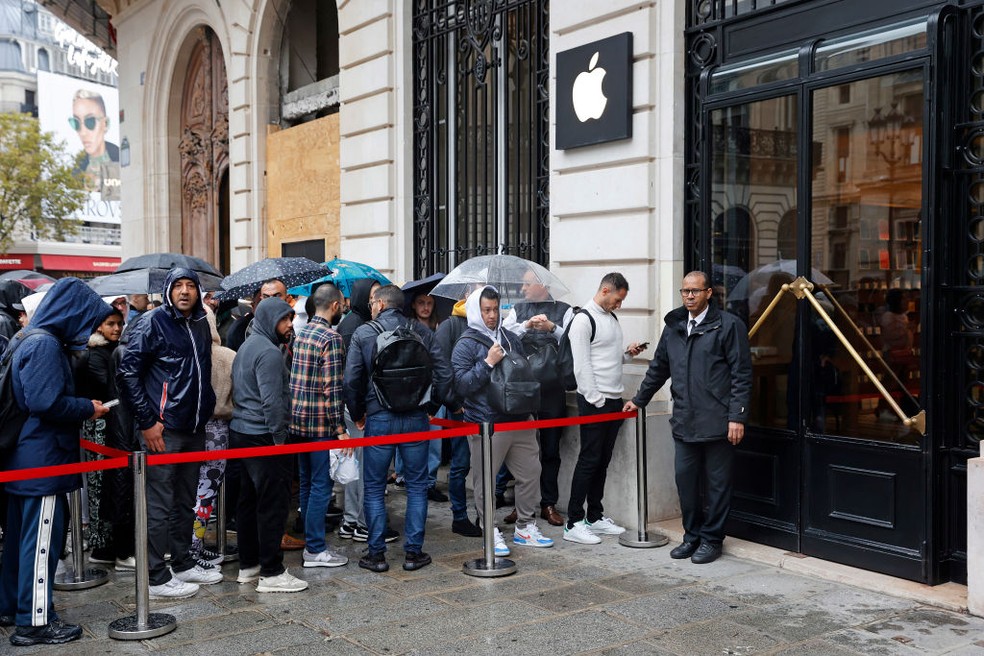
[0,278,111,646]
[117,268,217,599]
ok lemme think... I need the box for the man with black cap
[117,268,218,599]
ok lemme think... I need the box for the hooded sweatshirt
[337,278,376,350]
[5,277,111,496]
[231,297,293,443]
[205,306,236,421]
[117,268,216,434]
[450,286,528,424]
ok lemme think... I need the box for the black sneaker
[384,528,400,543]
[358,551,389,573]
[325,502,344,519]
[403,551,432,571]
[9,619,82,646]
[451,518,483,537]
[427,487,449,502]
[338,522,358,539]
[0,614,13,627]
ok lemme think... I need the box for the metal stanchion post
[619,407,669,548]
[463,423,516,577]
[53,489,109,590]
[214,480,236,563]
[109,451,176,640]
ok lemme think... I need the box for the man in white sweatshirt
[563,272,646,545]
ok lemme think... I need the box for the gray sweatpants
[469,428,541,528]
[343,409,365,526]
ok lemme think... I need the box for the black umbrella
[219,257,332,301]
[0,280,32,312]
[117,252,222,276]
[0,270,57,290]
[88,268,225,296]
[401,273,454,322]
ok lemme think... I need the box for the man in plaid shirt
[290,283,350,568]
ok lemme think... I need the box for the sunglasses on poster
[68,114,107,132]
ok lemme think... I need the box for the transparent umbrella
[430,255,569,306]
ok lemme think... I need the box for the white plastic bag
[330,450,360,485]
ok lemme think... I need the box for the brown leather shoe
[540,505,564,526]
[280,533,305,551]
[503,508,517,524]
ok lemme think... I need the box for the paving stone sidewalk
[3,491,983,655]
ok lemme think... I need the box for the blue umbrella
[288,258,390,298]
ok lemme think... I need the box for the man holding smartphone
[563,272,646,545]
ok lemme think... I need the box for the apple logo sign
[572,52,608,122]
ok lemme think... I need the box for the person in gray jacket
[625,270,752,564]
[230,297,308,593]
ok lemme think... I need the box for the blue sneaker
[513,522,554,548]
[494,528,511,556]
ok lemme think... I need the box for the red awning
[40,254,121,273]
[0,255,35,270]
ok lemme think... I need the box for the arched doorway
[178,27,229,273]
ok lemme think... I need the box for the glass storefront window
[809,71,923,444]
[815,17,927,72]
[710,50,798,95]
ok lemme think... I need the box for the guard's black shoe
[358,551,389,573]
[9,619,83,646]
[403,551,432,571]
[690,542,722,564]
[670,541,699,559]
[451,518,483,537]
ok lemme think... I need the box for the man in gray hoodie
[230,297,308,593]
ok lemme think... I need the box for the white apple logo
[572,51,608,122]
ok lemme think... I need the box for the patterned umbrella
[88,268,225,295]
[220,257,331,300]
[287,258,390,298]
[116,252,222,276]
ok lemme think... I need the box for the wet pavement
[3,489,983,655]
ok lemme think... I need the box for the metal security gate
[412,0,549,279]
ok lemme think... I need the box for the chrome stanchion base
[618,530,669,549]
[53,567,109,590]
[462,557,517,578]
[108,613,177,640]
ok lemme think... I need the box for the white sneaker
[563,520,602,545]
[514,522,554,548]
[149,578,199,599]
[256,569,309,593]
[587,516,626,536]
[302,549,348,568]
[493,528,511,557]
[237,565,260,584]
[172,562,222,585]
[114,556,136,571]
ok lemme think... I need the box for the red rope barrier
[80,439,129,458]
[0,409,641,482]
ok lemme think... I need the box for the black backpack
[368,321,433,412]
[557,308,606,391]
[0,328,53,453]
[463,333,541,416]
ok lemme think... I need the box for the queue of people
[0,265,752,648]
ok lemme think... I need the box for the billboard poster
[37,70,121,225]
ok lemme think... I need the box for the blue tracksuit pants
[0,494,68,627]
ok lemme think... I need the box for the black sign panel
[556,32,633,150]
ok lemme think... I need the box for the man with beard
[231,297,308,592]
[290,283,349,569]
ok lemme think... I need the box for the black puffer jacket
[632,304,752,442]
[116,268,216,433]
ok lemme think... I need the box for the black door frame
[697,13,944,582]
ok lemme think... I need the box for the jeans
[143,428,205,585]
[445,411,472,521]
[674,438,735,546]
[363,410,429,555]
[297,435,334,554]
[232,430,292,577]
[566,396,624,526]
